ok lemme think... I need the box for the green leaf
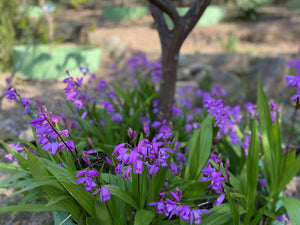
[0,170,29,187]
[0,162,22,174]
[18,188,41,205]
[132,172,148,209]
[226,188,240,225]
[280,197,300,225]
[125,93,157,129]
[61,181,97,220]
[134,209,155,225]
[95,200,113,225]
[244,115,260,224]
[184,116,213,180]
[201,204,245,225]
[46,194,70,206]
[0,204,66,213]
[4,180,59,199]
[278,151,300,192]
[4,178,35,188]
[147,165,169,203]
[257,81,281,194]
[181,180,210,201]
[109,187,139,209]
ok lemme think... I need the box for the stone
[18,126,35,143]
[206,70,241,96]
[0,119,19,139]
[248,57,287,100]
[188,62,206,75]
[178,54,188,67]
[177,67,191,80]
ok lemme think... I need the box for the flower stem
[105,202,115,225]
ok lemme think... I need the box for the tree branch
[148,0,180,27]
[149,4,170,47]
[181,0,212,39]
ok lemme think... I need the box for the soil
[0,4,300,225]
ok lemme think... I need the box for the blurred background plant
[235,0,273,20]
[0,0,48,71]
[220,33,240,52]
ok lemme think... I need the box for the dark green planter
[53,211,76,225]
[102,6,148,21]
[12,45,102,80]
[164,5,226,28]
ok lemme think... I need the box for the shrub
[1,54,300,224]
[236,0,273,20]
[0,0,48,71]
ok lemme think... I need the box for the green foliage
[1,59,300,224]
[220,34,240,52]
[0,0,48,71]
[236,0,273,20]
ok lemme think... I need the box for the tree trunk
[159,42,180,120]
[148,0,211,120]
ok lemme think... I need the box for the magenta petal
[76,170,87,177]
[216,194,225,206]
[75,177,86,184]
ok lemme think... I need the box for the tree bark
[148,0,211,120]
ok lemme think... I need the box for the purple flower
[8,142,23,151]
[3,87,17,100]
[170,106,183,118]
[192,209,211,225]
[143,123,150,138]
[185,124,192,133]
[277,215,285,222]
[4,153,14,161]
[287,59,300,74]
[112,113,123,122]
[100,186,111,202]
[245,102,256,119]
[180,205,192,224]
[95,79,108,90]
[259,178,266,187]
[75,170,99,192]
[102,101,115,115]
[106,156,113,165]
[79,66,89,76]
[204,95,230,139]
[122,167,132,179]
[200,167,225,194]
[170,163,178,175]
[21,98,32,114]
[216,194,225,206]
[133,159,143,174]
[92,186,117,202]
[148,200,165,214]
[170,191,181,202]
[114,163,122,174]
[73,99,83,109]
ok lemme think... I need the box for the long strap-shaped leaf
[257,81,282,195]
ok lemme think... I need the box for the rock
[248,57,287,100]
[178,54,188,67]
[188,62,206,75]
[205,70,241,96]
[18,126,35,143]
[0,119,20,139]
[177,67,191,80]
[185,53,250,75]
